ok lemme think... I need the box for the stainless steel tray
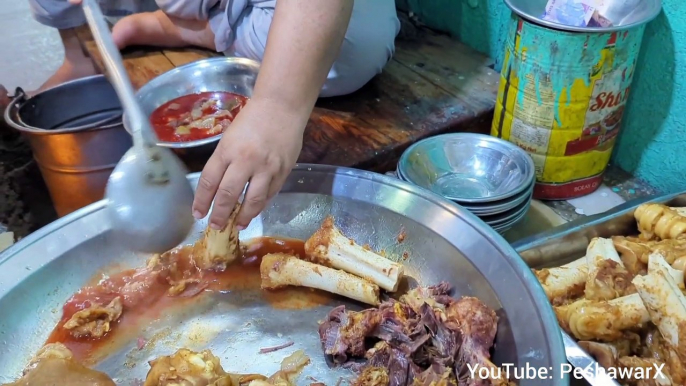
[513,191,686,268]
[512,191,686,386]
[0,165,566,385]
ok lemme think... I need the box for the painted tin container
[491,14,645,200]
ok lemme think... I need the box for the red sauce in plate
[150,91,248,142]
[45,237,334,363]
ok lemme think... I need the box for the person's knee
[320,27,398,97]
[320,1,400,97]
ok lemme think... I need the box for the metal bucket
[4,75,132,217]
[491,0,661,200]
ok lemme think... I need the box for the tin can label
[491,14,645,199]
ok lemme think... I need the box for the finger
[236,174,272,228]
[266,170,289,201]
[192,152,228,219]
[68,0,82,4]
[208,163,251,229]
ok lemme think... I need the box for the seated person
[2,0,400,229]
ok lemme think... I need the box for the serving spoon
[82,0,195,253]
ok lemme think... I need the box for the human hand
[192,98,306,230]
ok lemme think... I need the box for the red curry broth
[46,237,332,362]
[150,91,248,142]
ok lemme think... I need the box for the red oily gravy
[150,91,248,142]
[46,237,333,363]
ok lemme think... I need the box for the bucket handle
[4,87,123,133]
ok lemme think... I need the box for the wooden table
[75,25,499,172]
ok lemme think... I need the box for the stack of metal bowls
[397,133,535,233]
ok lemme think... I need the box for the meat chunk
[447,297,511,386]
[319,305,381,363]
[192,203,241,271]
[63,296,123,338]
[2,343,115,386]
[144,348,230,386]
[318,283,511,385]
[584,259,636,301]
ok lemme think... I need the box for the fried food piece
[63,296,123,338]
[192,203,241,271]
[2,343,115,386]
[260,253,381,305]
[635,204,686,240]
[304,216,404,292]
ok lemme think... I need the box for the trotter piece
[555,294,650,341]
[584,238,636,301]
[260,253,381,305]
[304,217,404,292]
[2,343,115,386]
[534,255,589,306]
[633,254,686,364]
[193,203,241,271]
[144,348,245,386]
[63,296,123,338]
[634,203,686,241]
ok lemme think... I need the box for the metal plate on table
[0,165,566,385]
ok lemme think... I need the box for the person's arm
[252,0,354,121]
[192,0,354,229]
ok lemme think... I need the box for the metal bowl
[0,165,567,385]
[462,180,535,216]
[398,133,535,204]
[123,57,260,151]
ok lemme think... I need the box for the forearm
[251,0,353,130]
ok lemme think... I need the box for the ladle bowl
[105,146,195,253]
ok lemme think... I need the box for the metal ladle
[82,0,195,253]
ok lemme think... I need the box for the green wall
[400,0,685,193]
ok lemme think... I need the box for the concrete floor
[0,0,63,91]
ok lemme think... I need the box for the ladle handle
[81,0,170,184]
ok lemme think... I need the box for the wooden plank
[75,26,175,90]
[163,48,219,67]
[300,56,491,171]
[392,30,500,116]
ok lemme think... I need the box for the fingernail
[236,225,245,231]
[192,210,202,219]
[210,222,222,230]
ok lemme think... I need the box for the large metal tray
[0,165,566,385]
[512,191,686,386]
[513,191,686,268]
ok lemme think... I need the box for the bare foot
[112,10,216,51]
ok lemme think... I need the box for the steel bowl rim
[463,182,535,215]
[123,56,261,149]
[483,199,532,226]
[4,75,124,135]
[504,0,662,33]
[398,133,535,203]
